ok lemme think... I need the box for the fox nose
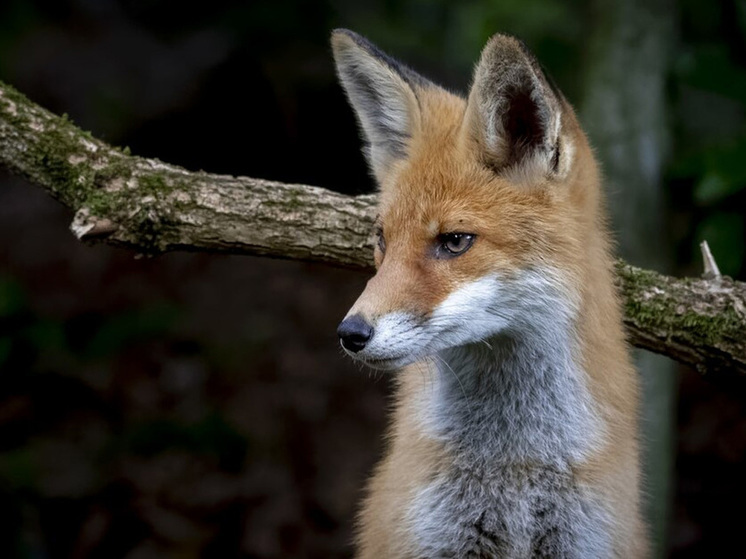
[337,314,374,353]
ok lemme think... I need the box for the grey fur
[410,464,611,558]
[409,342,612,557]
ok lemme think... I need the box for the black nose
[337,314,373,353]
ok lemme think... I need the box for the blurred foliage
[0,272,252,556]
[125,414,248,472]
[667,0,746,278]
[332,0,586,98]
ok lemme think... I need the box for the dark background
[1,0,745,557]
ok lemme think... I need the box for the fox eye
[375,228,386,254]
[438,233,475,257]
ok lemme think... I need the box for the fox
[331,29,647,558]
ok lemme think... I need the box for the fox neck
[418,318,601,471]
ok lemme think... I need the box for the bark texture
[618,263,746,384]
[1,80,745,385]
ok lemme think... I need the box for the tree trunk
[581,0,677,555]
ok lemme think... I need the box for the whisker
[419,357,437,398]
[433,354,472,414]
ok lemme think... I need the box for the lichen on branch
[1,79,745,385]
[616,262,746,382]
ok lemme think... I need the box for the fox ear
[331,29,424,183]
[464,35,566,184]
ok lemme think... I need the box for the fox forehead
[377,141,560,269]
[375,88,560,243]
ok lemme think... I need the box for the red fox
[332,29,647,558]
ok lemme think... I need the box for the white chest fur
[407,323,610,557]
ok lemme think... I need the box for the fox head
[332,30,602,369]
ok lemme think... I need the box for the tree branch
[616,262,746,384]
[1,80,745,385]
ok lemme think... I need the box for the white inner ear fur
[332,36,420,183]
[501,128,576,188]
[464,40,572,188]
